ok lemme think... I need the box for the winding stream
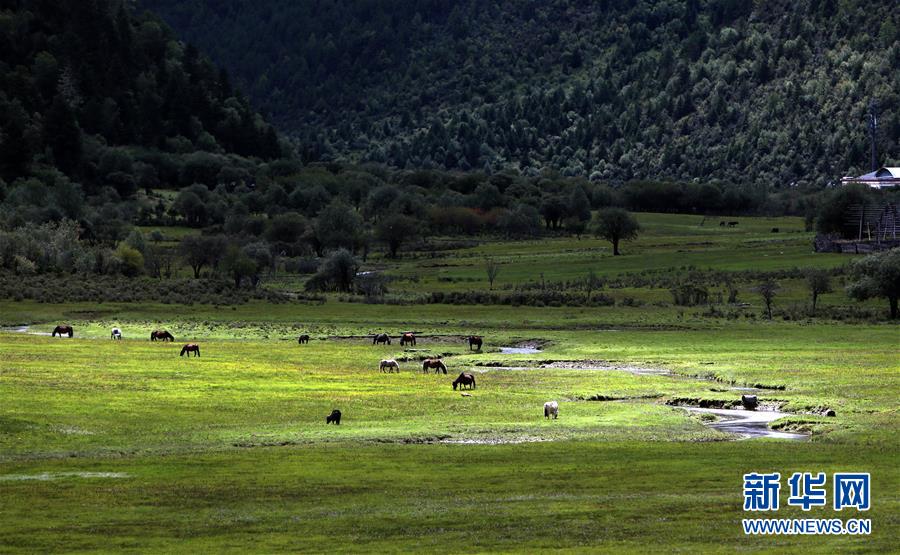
[494,349,807,441]
[678,407,808,441]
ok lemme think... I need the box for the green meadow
[1,214,897,553]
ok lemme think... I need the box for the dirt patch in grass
[540,360,674,376]
[0,472,129,481]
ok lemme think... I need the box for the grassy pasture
[1,316,897,552]
[1,212,897,552]
[382,214,847,293]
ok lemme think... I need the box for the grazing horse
[467,335,483,350]
[400,332,416,347]
[298,334,310,344]
[180,344,200,357]
[111,328,122,340]
[452,372,476,390]
[373,333,391,345]
[380,359,400,373]
[544,401,559,419]
[422,359,447,374]
[326,409,342,425]
[52,325,73,338]
[151,330,174,342]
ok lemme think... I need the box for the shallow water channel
[494,349,807,441]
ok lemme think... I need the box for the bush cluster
[0,273,287,305]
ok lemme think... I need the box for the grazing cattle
[719,221,726,227]
[380,359,400,373]
[422,359,447,374]
[180,344,200,357]
[326,409,342,425]
[741,394,758,410]
[400,332,416,347]
[727,221,739,227]
[111,328,122,340]
[452,372,476,390]
[298,334,310,344]
[151,330,174,342]
[544,401,559,419]
[771,227,779,233]
[467,335,483,351]
[52,325,73,338]
[373,333,391,345]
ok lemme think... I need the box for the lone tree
[846,248,900,319]
[178,235,227,278]
[756,278,780,319]
[375,214,419,258]
[222,245,258,288]
[485,258,501,290]
[593,208,640,255]
[305,249,360,293]
[805,269,833,314]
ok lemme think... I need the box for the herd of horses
[372,333,476,390]
[53,325,190,354]
[46,326,560,419]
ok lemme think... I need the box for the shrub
[114,244,144,277]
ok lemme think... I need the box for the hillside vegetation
[0,0,282,201]
[140,0,900,183]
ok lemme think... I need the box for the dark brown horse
[452,372,476,390]
[52,325,73,337]
[373,333,391,345]
[151,330,174,342]
[326,409,341,425]
[180,344,200,357]
[298,334,310,344]
[467,335,483,350]
[422,359,447,374]
[400,332,416,347]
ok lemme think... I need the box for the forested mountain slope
[0,0,282,195]
[141,0,899,185]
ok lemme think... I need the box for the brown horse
[373,333,391,345]
[151,330,174,342]
[52,325,73,337]
[422,359,447,374]
[298,334,310,344]
[400,332,416,347]
[180,344,200,357]
[467,335,483,350]
[452,372,476,390]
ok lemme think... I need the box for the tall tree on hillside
[846,248,900,319]
[375,214,419,258]
[315,201,365,254]
[178,234,227,278]
[593,208,640,256]
[805,269,833,314]
[43,95,83,176]
[756,279,779,320]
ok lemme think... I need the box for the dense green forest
[0,0,282,203]
[141,0,899,184]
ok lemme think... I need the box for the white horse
[544,401,559,419]
[111,328,122,340]
[380,359,400,373]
